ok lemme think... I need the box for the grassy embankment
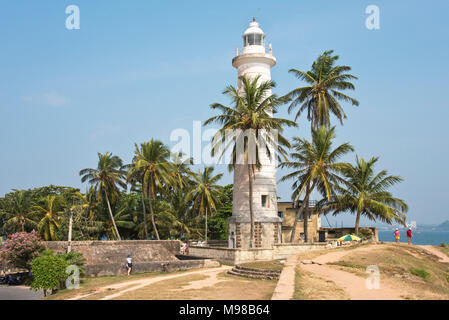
[294,243,449,300]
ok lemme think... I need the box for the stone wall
[84,259,220,277]
[1,240,222,277]
[189,242,332,265]
[44,240,181,265]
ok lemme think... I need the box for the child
[394,228,400,243]
[126,254,133,276]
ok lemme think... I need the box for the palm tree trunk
[290,181,314,243]
[147,191,160,240]
[67,208,73,253]
[248,164,255,249]
[355,210,361,235]
[141,191,148,239]
[205,207,208,242]
[104,190,121,241]
[303,185,311,243]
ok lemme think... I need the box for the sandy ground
[60,243,449,300]
[299,245,404,300]
[293,244,449,300]
[68,266,232,300]
[419,245,449,263]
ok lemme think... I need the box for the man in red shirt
[406,228,412,245]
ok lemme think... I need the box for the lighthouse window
[244,34,264,46]
[261,195,268,207]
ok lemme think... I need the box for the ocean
[378,230,449,245]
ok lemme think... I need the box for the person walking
[394,228,400,243]
[126,254,133,276]
[406,228,412,245]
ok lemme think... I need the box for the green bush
[357,228,373,240]
[410,268,431,280]
[30,250,86,296]
[30,252,68,295]
[440,243,449,248]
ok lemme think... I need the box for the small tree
[30,251,68,296]
[0,231,44,271]
[30,250,86,296]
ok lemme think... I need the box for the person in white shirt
[126,254,133,276]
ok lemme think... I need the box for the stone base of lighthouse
[228,218,282,249]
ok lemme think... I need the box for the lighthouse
[228,19,282,249]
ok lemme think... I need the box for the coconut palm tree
[186,167,223,242]
[79,152,127,240]
[322,156,408,234]
[130,140,174,240]
[32,195,64,241]
[168,153,192,189]
[205,74,296,247]
[126,163,149,239]
[1,190,37,233]
[151,200,191,240]
[280,126,354,242]
[285,50,359,129]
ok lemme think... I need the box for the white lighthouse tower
[228,19,282,249]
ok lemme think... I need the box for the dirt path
[271,254,298,300]
[300,245,405,300]
[418,245,449,263]
[69,266,232,300]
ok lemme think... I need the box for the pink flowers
[0,231,44,270]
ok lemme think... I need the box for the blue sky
[1,1,448,227]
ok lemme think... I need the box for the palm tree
[130,140,174,240]
[280,126,354,242]
[126,164,149,239]
[205,75,296,247]
[32,195,64,241]
[111,193,137,239]
[167,188,200,240]
[284,50,359,129]
[79,152,127,240]
[151,200,191,240]
[322,157,408,234]
[186,167,223,241]
[1,190,37,233]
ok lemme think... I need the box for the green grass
[410,268,431,280]
[239,260,284,271]
[327,260,366,270]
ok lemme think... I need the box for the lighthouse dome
[242,19,265,47]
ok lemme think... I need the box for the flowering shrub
[0,231,44,271]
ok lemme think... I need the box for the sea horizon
[378,230,449,245]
